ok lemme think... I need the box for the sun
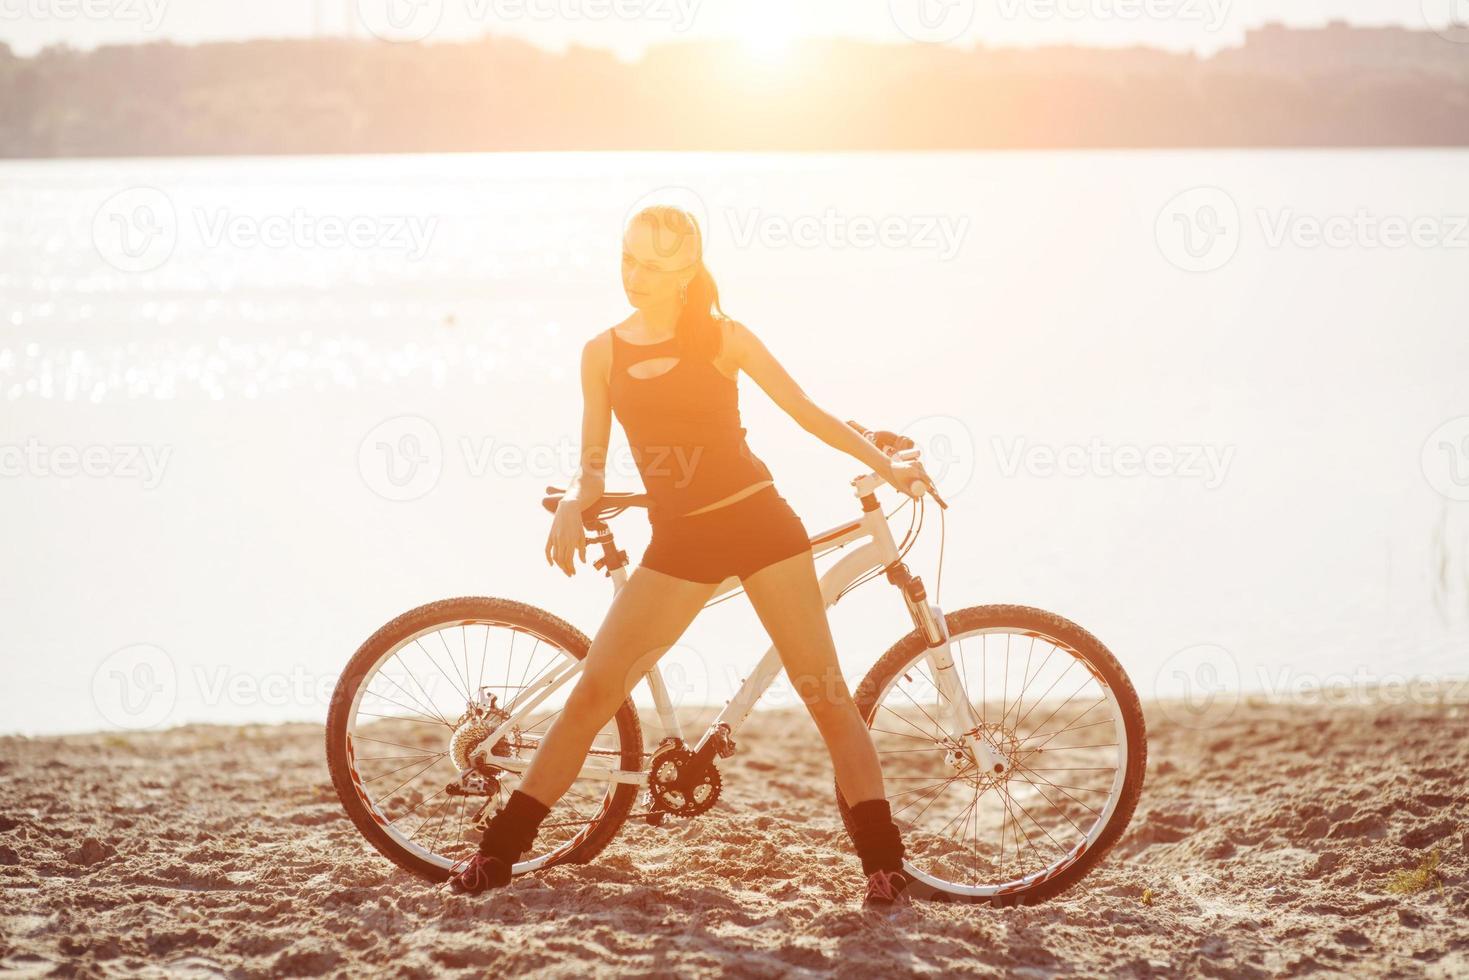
[742,29,796,64]
[731,2,799,65]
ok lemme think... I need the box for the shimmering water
[3,151,1467,734]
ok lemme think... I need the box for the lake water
[2,150,1467,735]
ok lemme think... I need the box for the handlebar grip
[845,419,914,454]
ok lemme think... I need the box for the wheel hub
[948,724,1023,788]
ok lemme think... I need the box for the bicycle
[326,421,1147,906]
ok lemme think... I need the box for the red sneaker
[447,852,512,895]
[863,869,913,908]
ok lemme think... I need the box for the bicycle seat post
[584,519,630,578]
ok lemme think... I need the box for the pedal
[644,810,667,826]
[710,723,737,759]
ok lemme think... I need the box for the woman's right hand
[545,499,588,576]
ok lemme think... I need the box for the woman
[449,205,936,908]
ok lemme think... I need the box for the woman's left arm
[728,320,932,498]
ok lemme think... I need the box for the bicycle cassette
[647,745,721,818]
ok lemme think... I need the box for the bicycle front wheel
[326,596,643,882]
[838,604,1147,905]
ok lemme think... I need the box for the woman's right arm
[545,336,612,576]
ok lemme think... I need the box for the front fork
[886,563,1006,777]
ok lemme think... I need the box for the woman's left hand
[884,458,935,500]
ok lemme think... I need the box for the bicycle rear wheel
[326,596,642,882]
[838,604,1146,905]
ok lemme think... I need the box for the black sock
[848,798,905,876]
[478,789,551,863]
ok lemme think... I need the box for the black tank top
[607,324,775,523]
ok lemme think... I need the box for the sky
[0,0,1461,59]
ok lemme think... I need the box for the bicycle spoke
[866,621,1133,898]
[343,614,632,875]
[437,631,472,703]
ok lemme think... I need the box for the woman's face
[621,215,699,310]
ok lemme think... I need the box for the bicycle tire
[836,603,1147,906]
[326,596,643,882]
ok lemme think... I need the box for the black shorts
[639,484,813,585]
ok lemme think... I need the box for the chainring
[646,745,721,818]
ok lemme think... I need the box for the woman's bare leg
[515,564,719,806]
[738,549,887,805]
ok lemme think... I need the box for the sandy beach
[1,698,1465,978]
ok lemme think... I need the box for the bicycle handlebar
[845,419,948,509]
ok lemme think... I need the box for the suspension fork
[886,562,1005,775]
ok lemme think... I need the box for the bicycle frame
[472,460,1003,785]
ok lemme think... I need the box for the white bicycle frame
[472,455,1004,784]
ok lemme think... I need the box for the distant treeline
[3,24,1469,157]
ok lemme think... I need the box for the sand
[1,698,1466,978]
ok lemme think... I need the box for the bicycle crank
[645,744,722,819]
